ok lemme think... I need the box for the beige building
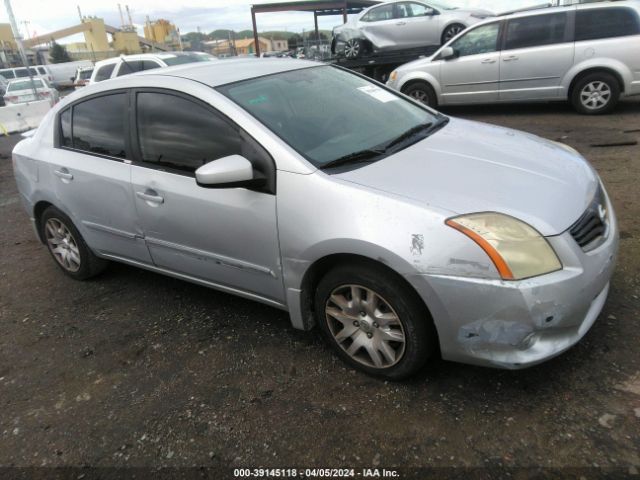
[209,37,288,56]
[0,23,20,67]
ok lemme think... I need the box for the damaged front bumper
[408,216,619,369]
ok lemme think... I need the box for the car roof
[134,58,321,87]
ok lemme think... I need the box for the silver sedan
[12,59,618,379]
[332,0,493,58]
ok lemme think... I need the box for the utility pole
[4,0,38,97]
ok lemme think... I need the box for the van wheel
[571,72,620,115]
[403,81,437,108]
[40,206,107,280]
[314,262,436,380]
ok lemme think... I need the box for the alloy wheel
[409,89,428,103]
[325,284,406,369]
[45,218,81,272]
[580,81,612,110]
[443,25,464,43]
[344,39,361,59]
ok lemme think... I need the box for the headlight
[389,70,398,82]
[446,213,562,280]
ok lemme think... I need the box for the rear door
[130,89,284,302]
[439,21,502,104]
[49,91,152,263]
[359,3,403,49]
[394,2,441,47]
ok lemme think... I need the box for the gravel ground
[1,99,639,479]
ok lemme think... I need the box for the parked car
[72,66,94,90]
[386,1,640,114]
[3,78,59,106]
[0,65,51,83]
[90,52,217,83]
[332,0,493,59]
[0,74,8,104]
[13,59,618,379]
[45,60,94,89]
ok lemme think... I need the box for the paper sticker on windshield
[357,85,398,103]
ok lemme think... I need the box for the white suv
[387,1,640,114]
[90,52,216,83]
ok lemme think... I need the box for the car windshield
[8,79,44,91]
[162,54,215,66]
[218,66,442,168]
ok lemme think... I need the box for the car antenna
[119,55,134,73]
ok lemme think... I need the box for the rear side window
[60,109,72,147]
[117,60,161,76]
[362,4,393,22]
[70,93,127,158]
[505,13,567,50]
[576,7,640,41]
[136,92,241,173]
[94,64,116,82]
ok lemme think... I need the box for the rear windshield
[79,69,93,80]
[8,79,44,91]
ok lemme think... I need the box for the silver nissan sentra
[12,59,618,379]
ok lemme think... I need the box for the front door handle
[54,168,73,181]
[502,55,519,62]
[481,58,496,64]
[136,190,164,205]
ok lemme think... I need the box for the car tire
[40,206,108,280]
[314,262,437,380]
[441,23,465,45]
[571,72,620,115]
[344,38,365,59]
[403,81,437,108]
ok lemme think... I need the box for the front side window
[576,7,640,41]
[362,4,394,22]
[450,22,500,57]
[218,66,441,168]
[94,64,116,82]
[505,13,567,50]
[136,92,243,173]
[71,93,127,158]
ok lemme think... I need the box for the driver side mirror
[438,46,457,61]
[425,8,438,16]
[196,155,265,189]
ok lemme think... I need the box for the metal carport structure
[250,0,380,57]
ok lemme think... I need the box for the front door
[439,21,502,105]
[50,91,151,263]
[130,90,284,303]
[499,12,574,101]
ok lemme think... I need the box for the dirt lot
[1,99,639,478]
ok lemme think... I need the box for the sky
[1,0,547,44]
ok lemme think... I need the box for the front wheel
[403,81,437,108]
[314,263,437,380]
[571,72,620,115]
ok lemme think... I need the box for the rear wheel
[571,72,620,115]
[40,206,107,280]
[403,81,437,108]
[442,23,465,44]
[315,263,436,380]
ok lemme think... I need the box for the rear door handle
[136,190,164,205]
[54,168,73,181]
[503,55,519,62]
[481,58,496,64]
[396,21,406,26]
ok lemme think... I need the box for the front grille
[569,187,608,251]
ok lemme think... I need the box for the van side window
[576,7,640,41]
[94,64,116,82]
[505,13,567,50]
[70,93,127,158]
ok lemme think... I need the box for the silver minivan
[387,1,640,114]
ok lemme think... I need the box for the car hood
[333,117,599,236]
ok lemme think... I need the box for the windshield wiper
[320,148,386,170]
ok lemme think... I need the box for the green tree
[49,41,71,64]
